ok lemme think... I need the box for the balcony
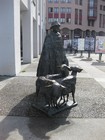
[88,15,97,20]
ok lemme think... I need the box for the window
[61,0,66,3]
[60,7,66,13]
[100,5,103,10]
[66,7,71,13]
[99,14,102,27]
[103,15,105,28]
[48,7,53,13]
[79,9,82,25]
[88,9,94,16]
[54,0,59,3]
[54,7,59,13]
[88,20,94,26]
[75,0,82,5]
[103,6,105,11]
[89,0,94,7]
[80,0,82,5]
[48,18,54,23]
[75,9,78,24]
[75,9,82,25]
[60,18,65,23]
[48,0,53,2]
[66,0,71,3]
[66,18,71,23]
[54,18,59,21]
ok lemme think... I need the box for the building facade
[46,0,105,39]
[0,0,46,76]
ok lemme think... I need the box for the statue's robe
[37,31,69,77]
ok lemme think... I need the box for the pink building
[46,0,105,39]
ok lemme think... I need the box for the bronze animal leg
[72,87,76,103]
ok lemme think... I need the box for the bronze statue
[37,21,68,77]
[34,64,82,116]
[34,21,83,116]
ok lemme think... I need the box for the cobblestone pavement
[0,76,105,118]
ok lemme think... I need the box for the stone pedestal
[32,100,77,117]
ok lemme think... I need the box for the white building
[0,0,46,76]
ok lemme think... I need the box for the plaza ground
[0,53,105,140]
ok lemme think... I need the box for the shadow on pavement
[0,92,71,140]
[91,62,105,66]
[28,114,70,140]
[0,76,14,82]
[80,58,92,61]
[73,56,84,59]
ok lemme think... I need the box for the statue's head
[50,21,60,33]
[59,64,70,77]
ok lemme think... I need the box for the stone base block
[32,100,77,117]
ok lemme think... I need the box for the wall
[0,0,21,75]
[0,0,46,75]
